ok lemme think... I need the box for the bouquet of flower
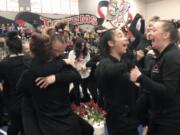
[71,101,106,123]
[71,101,107,135]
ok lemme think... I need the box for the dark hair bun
[176,20,180,29]
[7,31,19,39]
[171,19,180,29]
[6,31,22,54]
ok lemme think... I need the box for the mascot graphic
[97,0,132,29]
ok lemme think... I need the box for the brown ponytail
[30,33,53,63]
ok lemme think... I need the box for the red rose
[87,101,97,108]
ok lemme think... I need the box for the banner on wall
[14,0,134,30]
[15,12,99,29]
[0,16,14,25]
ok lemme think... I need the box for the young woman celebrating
[95,28,139,135]
[68,38,91,102]
[0,31,25,135]
[130,20,180,135]
[17,33,82,135]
